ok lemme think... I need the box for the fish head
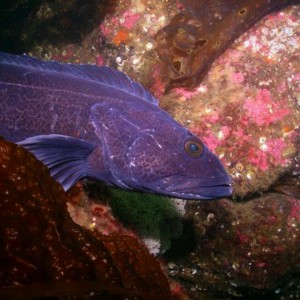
[91,100,232,200]
[127,128,232,200]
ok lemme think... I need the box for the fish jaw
[130,158,233,200]
[127,158,233,200]
[153,174,233,200]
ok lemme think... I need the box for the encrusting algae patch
[159,5,300,197]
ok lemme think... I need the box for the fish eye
[184,139,204,157]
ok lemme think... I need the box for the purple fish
[0,52,232,199]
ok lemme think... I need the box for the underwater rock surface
[26,2,299,198]
[159,4,300,197]
[155,0,297,90]
[1,0,299,299]
[0,138,187,300]
[167,193,300,298]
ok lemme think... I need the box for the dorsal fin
[0,51,159,106]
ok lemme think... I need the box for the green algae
[108,188,183,253]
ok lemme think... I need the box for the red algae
[0,138,188,300]
[113,29,130,45]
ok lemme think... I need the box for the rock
[166,193,300,298]
[0,138,188,300]
[159,5,300,197]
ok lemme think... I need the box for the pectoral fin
[18,134,96,191]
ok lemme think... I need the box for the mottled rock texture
[0,138,187,300]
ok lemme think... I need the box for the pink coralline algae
[221,126,230,139]
[100,23,112,36]
[201,126,230,152]
[121,11,141,29]
[293,72,300,82]
[96,54,104,66]
[231,72,245,84]
[247,138,287,171]
[159,5,300,197]
[266,138,288,164]
[173,87,200,100]
[243,88,290,126]
[101,9,141,33]
[248,147,269,171]
[202,129,222,152]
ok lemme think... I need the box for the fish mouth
[159,184,232,200]
[153,175,232,200]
